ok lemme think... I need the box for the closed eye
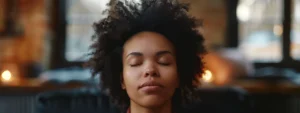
[128,58,143,67]
[158,62,171,66]
[159,63,170,66]
[129,63,142,67]
[157,53,173,66]
[126,52,143,67]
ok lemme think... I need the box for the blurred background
[0,0,300,113]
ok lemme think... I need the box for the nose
[144,62,159,77]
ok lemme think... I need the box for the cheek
[122,66,143,101]
[122,66,141,88]
[159,66,179,87]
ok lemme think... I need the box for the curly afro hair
[88,0,206,111]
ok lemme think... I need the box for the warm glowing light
[1,70,12,82]
[237,4,250,22]
[202,70,213,82]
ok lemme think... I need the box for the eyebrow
[156,51,174,56]
[126,50,174,58]
[126,52,143,58]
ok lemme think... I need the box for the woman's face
[122,31,179,108]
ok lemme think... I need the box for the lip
[138,81,164,93]
[138,81,164,89]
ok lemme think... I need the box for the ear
[120,73,126,90]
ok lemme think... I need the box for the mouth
[138,81,164,89]
[138,81,164,93]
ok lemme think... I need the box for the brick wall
[0,0,50,77]
[183,0,227,50]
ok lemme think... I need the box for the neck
[129,100,172,113]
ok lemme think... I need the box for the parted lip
[138,81,164,89]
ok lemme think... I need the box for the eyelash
[130,62,170,67]
[158,62,170,66]
[129,63,142,67]
[129,63,141,67]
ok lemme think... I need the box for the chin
[139,95,170,108]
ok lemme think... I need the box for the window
[237,0,283,62]
[65,0,109,61]
[53,0,300,70]
[291,0,300,60]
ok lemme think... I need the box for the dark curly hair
[88,0,206,111]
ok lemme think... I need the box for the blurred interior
[0,0,300,113]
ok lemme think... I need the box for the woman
[88,0,206,113]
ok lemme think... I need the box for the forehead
[123,31,175,54]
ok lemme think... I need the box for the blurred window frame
[230,0,300,71]
[50,0,300,72]
[50,0,83,69]
[257,0,300,72]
